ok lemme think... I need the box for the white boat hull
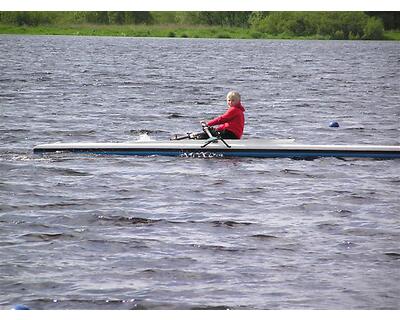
[33,139,400,159]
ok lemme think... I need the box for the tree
[124,12,153,24]
[177,12,251,27]
[249,12,290,35]
[366,12,400,30]
[286,13,317,36]
[81,12,109,24]
[363,17,385,40]
[108,12,125,24]
[0,11,53,26]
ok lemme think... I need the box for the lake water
[0,35,399,310]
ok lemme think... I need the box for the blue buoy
[12,304,30,310]
[329,121,339,128]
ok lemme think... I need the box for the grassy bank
[384,30,400,40]
[0,23,399,40]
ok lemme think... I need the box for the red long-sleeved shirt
[207,103,245,139]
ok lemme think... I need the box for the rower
[198,91,245,140]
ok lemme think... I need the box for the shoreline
[1,24,400,40]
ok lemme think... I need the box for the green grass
[384,30,400,40]
[0,23,399,40]
[0,24,249,38]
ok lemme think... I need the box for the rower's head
[226,91,241,108]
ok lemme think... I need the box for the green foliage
[335,12,368,39]
[0,11,395,41]
[249,12,286,34]
[172,12,251,27]
[333,30,345,40]
[0,12,55,26]
[152,12,180,24]
[83,12,109,24]
[286,13,317,36]
[366,12,400,30]
[108,12,125,25]
[349,31,360,40]
[249,11,385,40]
[69,11,153,25]
[0,11,154,26]
[173,12,199,25]
[124,12,153,24]
[363,17,384,40]
[200,12,251,27]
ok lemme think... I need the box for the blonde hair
[226,91,241,101]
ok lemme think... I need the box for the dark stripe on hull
[33,147,400,159]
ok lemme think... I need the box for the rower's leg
[192,132,208,140]
[218,130,239,139]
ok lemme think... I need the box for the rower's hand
[200,121,207,127]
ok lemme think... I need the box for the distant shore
[1,24,400,40]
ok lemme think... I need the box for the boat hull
[33,140,400,159]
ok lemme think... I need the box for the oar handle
[203,126,214,139]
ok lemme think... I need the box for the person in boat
[196,91,245,140]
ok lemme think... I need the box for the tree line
[0,11,399,40]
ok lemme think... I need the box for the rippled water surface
[0,35,399,309]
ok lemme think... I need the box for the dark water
[0,35,399,310]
